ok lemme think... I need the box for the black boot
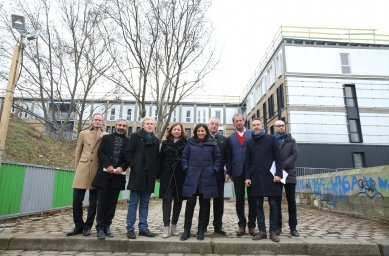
[180,229,190,241]
[197,230,205,240]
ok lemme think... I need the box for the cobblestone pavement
[1,199,388,243]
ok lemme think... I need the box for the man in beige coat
[67,113,107,237]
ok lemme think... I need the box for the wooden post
[0,36,25,165]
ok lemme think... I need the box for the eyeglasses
[275,125,285,127]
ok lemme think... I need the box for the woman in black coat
[180,124,221,241]
[159,123,187,238]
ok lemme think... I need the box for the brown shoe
[236,227,246,236]
[248,227,256,236]
[269,231,280,242]
[252,231,267,240]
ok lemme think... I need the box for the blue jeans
[126,190,151,232]
[256,196,280,233]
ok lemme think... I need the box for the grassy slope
[3,115,76,169]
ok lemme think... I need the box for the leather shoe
[276,227,282,236]
[248,227,256,236]
[236,227,246,236]
[139,229,156,237]
[83,228,91,236]
[127,230,136,239]
[290,229,300,237]
[66,228,83,236]
[269,231,280,242]
[180,230,190,241]
[214,228,226,236]
[252,231,267,240]
[96,229,105,240]
[197,231,205,240]
[104,228,112,237]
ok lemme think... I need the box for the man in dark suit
[92,119,129,239]
[226,114,256,236]
[207,117,228,235]
[245,118,283,242]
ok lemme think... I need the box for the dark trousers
[256,196,279,233]
[183,194,210,232]
[212,179,225,229]
[95,184,121,231]
[233,174,256,228]
[162,186,183,226]
[72,188,98,230]
[277,183,298,230]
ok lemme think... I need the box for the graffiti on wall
[297,172,388,199]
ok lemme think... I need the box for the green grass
[4,115,75,169]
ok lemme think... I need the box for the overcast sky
[202,0,389,98]
[2,0,389,101]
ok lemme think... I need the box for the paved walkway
[0,199,388,255]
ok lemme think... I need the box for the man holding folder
[274,120,299,237]
[244,118,283,242]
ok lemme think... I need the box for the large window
[197,109,206,123]
[186,110,192,123]
[126,109,132,121]
[340,53,351,74]
[110,108,116,121]
[344,84,362,143]
[276,84,284,119]
[268,94,274,118]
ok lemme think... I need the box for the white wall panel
[289,111,349,143]
[360,113,389,143]
[285,46,389,76]
[287,80,345,106]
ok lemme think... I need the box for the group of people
[66,112,299,243]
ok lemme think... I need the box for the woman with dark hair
[180,123,221,241]
[159,123,187,238]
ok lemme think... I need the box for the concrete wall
[296,165,389,222]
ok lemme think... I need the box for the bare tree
[104,0,216,139]
[0,0,113,139]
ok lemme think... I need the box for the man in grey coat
[274,120,299,237]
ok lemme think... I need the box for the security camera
[27,30,41,41]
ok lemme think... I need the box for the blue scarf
[275,132,287,145]
[145,132,154,142]
[251,129,265,141]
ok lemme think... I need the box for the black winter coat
[92,133,129,190]
[126,129,160,193]
[279,133,298,184]
[181,138,221,199]
[244,134,283,197]
[158,138,186,200]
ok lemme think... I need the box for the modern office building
[240,26,389,169]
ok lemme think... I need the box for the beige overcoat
[73,128,107,189]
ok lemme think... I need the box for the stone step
[1,234,387,256]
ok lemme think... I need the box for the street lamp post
[0,15,39,165]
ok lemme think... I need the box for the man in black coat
[245,118,283,242]
[92,119,129,239]
[274,120,299,237]
[207,117,228,235]
[126,117,160,240]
